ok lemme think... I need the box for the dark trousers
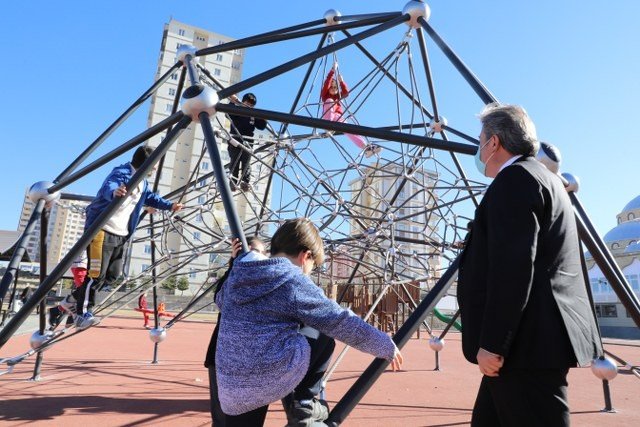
[292,328,336,400]
[208,365,227,426]
[472,368,570,427]
[228,143,252,184]
[223,329,336,427]
[73,230,127,314]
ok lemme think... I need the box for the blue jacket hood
[225,256,302,305]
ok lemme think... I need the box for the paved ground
[0,315,638,426]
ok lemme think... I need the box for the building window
[171,73,178,81]
[198,178,207,188]
[178,29,185,36]
[142,264,150,272]
[202,161,209,170]
[165,104,173,112]
[196,34,206,42]
[216,54,223,61]
[168,88,176,96]
[196,213,203,223]
[595,304,618,318]
[193,231,201,241]
[189,268,197,279]
[214,68,221,76]
[144,245,152,254]
[232,61,241,70]
[625,274,640,292]
[197,195,205,204]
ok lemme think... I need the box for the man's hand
[389,345,403,372]
[144,207,158,215]
[114,184,127,198]
[477,347,504,377]
[171,202,184,212]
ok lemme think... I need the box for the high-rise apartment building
[344,164,441,287]
[17,190,89,274]
[127,19,270,290]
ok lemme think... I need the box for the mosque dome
[622,195,640,213]
[603,219,640,243]
[624,241,640,254]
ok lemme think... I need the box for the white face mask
[474,137,496,176]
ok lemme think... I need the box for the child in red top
[48,257,86,329]
[138,293,151,328]
[321,66,381,158]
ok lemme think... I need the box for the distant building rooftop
[0,230,21,255]
[603,219,640,243]
[622,194,640,213]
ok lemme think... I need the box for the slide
[433,308,462,331]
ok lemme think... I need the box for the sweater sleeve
[292,277,396,360]
[338,77,349,98]
[321,69,335,101]
[143,189,174,210]
[99,169,126,202]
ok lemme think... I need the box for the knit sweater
[215,256,396,416]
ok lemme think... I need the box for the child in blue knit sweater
[215,218,402,426]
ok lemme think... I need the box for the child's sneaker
[76,312,99,331]
[286,398,329,426]
[59,295,77,317]
[363,144,382,158]
[240,181,252,192]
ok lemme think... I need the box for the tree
[177,276,190,296]
[161,276,177,292]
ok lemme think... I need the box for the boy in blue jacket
[72,146,183,330]
[216,218,402,426]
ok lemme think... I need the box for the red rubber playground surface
[1,315,639,426]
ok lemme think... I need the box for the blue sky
[1,0,638,240]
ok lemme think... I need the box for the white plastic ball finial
[30,330,54,351]
[429,117,448,133]
[324,9,341,26]
[149,327,167,344]
[537,142,562,174]
[591,357,618,381]
[176,45,197,64]
[402,1,431,28]
[561,172,580,193]
[181,85,219,122]
[28,181,61,204]
[428,337,444,352]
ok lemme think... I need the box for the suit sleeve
[480,167,544,357]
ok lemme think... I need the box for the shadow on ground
[0,395,209,424]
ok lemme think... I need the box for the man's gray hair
[479,103,539,156]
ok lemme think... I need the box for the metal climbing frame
[0,3,638,425]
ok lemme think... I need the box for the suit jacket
[457,156,602,370]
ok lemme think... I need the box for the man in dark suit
[457,103,602,426]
